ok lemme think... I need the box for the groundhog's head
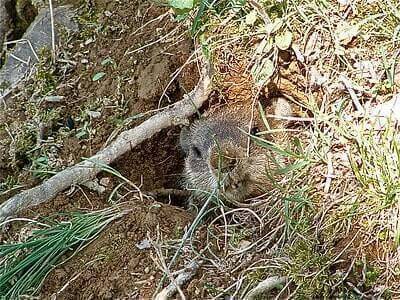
[179,117,271,206]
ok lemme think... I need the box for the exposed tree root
[0,62,212,222]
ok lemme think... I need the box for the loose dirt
[39,199,193,299]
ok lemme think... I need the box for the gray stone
[0,6,78,104]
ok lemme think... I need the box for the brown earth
[38,198,193,299]
[1,0,202,298]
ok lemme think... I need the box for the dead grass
[154,0,400,298]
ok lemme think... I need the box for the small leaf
[335,21,359,45]
[254,38,273,56]
[168,0,193,10]
[36,156,48,163]
[275,30,293,50]
[265,18,283,34]
[101,57,114,66]
[252,58,275,85]
[245,10,258,26]
[175,12,189,21]
[92,72,106,81]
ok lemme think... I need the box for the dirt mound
[0,0,197,194]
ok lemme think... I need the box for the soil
[38,198,193,299]
[1,0,202,298]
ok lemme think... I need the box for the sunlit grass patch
[350,122,400,206]
[153,0,400,297]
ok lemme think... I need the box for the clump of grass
[350,122,400,207]
[12,124,37,166]
[0,205,128,299]
[155,0,400,297]
[28,48,58,97]
[75,2,103,39]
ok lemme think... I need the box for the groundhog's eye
[250,127,260,135]
[192,146,202,158]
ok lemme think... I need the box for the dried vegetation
[1,0,400,298]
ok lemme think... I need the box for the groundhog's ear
[179,126,191,154]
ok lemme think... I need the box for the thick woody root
[0,62,213,222]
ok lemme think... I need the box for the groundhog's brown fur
[180,97,292,207]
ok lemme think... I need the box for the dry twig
[155,261,201,300]
[244,276,287,300]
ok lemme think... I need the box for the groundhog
[180,97,292,208]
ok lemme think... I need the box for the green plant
[0,205,128,299]
[349,122,400,206]
[285,238,333,299]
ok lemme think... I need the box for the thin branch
[339,75,364,114]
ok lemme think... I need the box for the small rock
[81,58,89,64]
[83,180,106,194]
[238,240,252,250]
[100,177,111,187]
[87,110,101,118]
[84,38,94,45]
[44,95,64,102]
[310,66,328,86]
[136,239,151,250]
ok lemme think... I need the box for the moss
[13,124,37,167]
[0,81,11,93]
[365,265,380,288]
[76,2,102,40]
[285,239,334,299]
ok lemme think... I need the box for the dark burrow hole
[6,0,38,39]
[109,127,188,208]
